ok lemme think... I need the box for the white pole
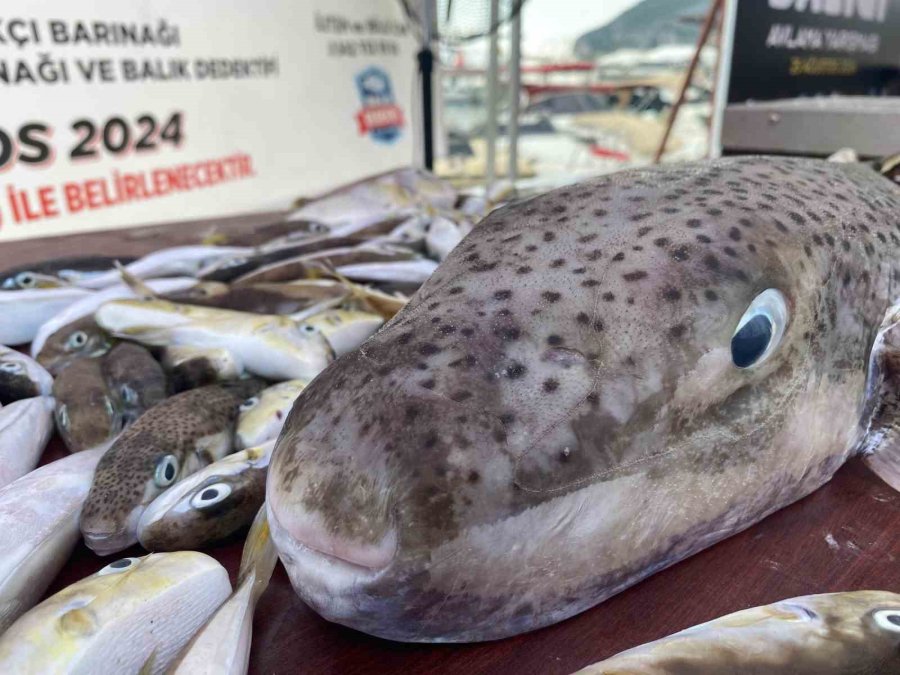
[485,0,500,189]
[508,4,522,183]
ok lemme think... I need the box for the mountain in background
[573,0,709,59]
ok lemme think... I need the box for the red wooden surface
[11,216,900,674]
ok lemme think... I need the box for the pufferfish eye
[97,557,140,575]
[873,609,900,633]
[65,330,89,351]
[731,289,788,368]
[154,454,180,488]
[239,396,259,412]
[190,482,233,509]
[15,272,36,289]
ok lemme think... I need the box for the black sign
[728,0,900,102]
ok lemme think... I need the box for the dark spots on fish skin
[669,323,687,339]
[812,233,824,246]
[579,233,598,243]
[661,206,679,214]
[506,362,527,379]
[431,316,442,324]
[543,232,556,242]
[501,234,521,243]
[653,237,670,247]
[471,261,498,273]
[450,390,472,403]
[494,326,521,342]
[704,289,718,301]
[612,252,625,262]
[686,218,702,229]
[804,245,813,258]
[747,243,757,253]
[626,297,635,305]
[439,325,456,336]
[550,258,566,268]
[461,327,474,337]
[591,319,604,332]
[571,267,586,275]
[543,379,559,393]
[723,246,738,258]
[464,252,480,262]
[547,334,563,346]
[551,204,567,214]
[419,343,440,356]
[728,227,742,241]
[448,286,463,295]
[636,226,653,236]
[739,217,753,228]
[632,246,644,252]
[696,234,712,244]
[398,331,413,345]
[467,470,480,483]
[592,209,607,218]
[542,291,562,302]
[525,245,538,252]
[788,211,806,225]
[493,290,512,300]
[576,312,590,325]
[672,245,690,261]
[662,287,681,302]
[516,266,532,274]
[581,279,600,288]
[877,232,887,244]
[622,271,648,282]
[587,249,603,261]
[706,208,723,216]
[703,254,720,271]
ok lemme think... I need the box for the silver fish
[95,299,334,381]
[0,287,93,346]
[75,245,250,289]
[574,591,900,674]
[30,277,197,360]
[0,551,231,674]
[0,446,104,632]
[235,381,308,449]
[0,397,54,490]
[267,156,900,641]
[168,507,278,675]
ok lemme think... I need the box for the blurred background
[428,0,719,191]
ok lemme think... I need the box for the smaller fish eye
[66,330,89,351]
[154,454,180,488]
[240,396,259,411]
[97,557,140,575]
[15,272,36,288]
[190,482,233,509]
[301,324,318,334]
[873,609,900,633]
[0,361,22,373]
[731,289,788,369]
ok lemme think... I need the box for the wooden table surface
[9,215,900,674]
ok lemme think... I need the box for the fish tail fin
[237,504,279,605]
[860,304,900,491]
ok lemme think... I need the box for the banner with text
[728,0,900,103]
[0,1,417,241]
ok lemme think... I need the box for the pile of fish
[0,167,505,673]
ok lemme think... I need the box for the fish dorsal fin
[114,262,158,300]
[237,504,279,606]
[859,302,900,491]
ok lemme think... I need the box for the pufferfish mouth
[267,500,395,595]
[81,529,137,557]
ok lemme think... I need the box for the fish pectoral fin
[860,304,900,491]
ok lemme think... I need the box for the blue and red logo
[355,67,404,144]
